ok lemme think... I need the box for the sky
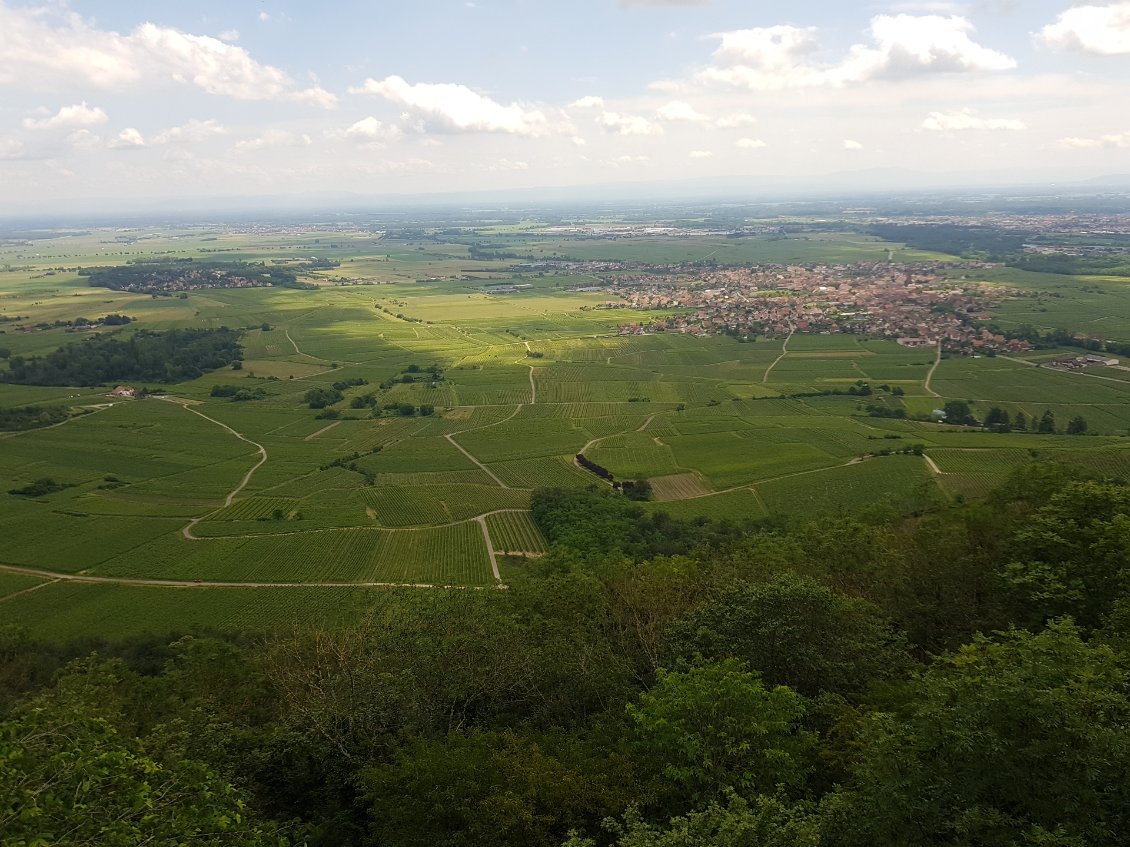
[1,0,1129,209]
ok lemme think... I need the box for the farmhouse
[108,385,137,398]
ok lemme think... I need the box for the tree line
[1,327,243,386]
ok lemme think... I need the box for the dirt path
[528,366,537,404]
[678,455,872,502]
[924,342,942,398]
[0,562,498,591]
[762,327,794,383]
[475,516,503,583]
[443,404,524,488]
[445,434,508,487]
[285,328,302,355]
[922,454,946,475]
[305,420,342,441]
[0,577,60,604]
[160,399,268,539]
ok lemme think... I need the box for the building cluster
[602,261,1034,354]
[1048,353,1120,370]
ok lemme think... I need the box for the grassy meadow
[4,222,1130,637]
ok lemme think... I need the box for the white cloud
[598,110,664,136]
[258,11,272,22]
[735,137,768,149]
[1057,131,1130,149]
[218,29,240,42]
[569,95,605,109]
[109,127,146,148]
[0,6,337,107]
[351,75,552,135]
[236,130,312,152]
[843,139,865,149]
[716,112,757,128]
[656,100,708,121]
[921,110,1026,130]
[67,129,101,149]
[488,159,530,171]
[152,119,227,145]
[688,149,713,158]
[23,102,108,130]
[698,15,1015,90]
[1038,3,1130,56]
[342,117,402,142]
[0,137,25,159]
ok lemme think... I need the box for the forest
[0,327,243,386]
[2,462,1129,846]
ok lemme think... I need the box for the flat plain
[4,221,1130,638]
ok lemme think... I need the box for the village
[597,260,1037,354]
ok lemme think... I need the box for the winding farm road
[924,342,943,398]
[159,399,269,539]
[762,327,794,384]
[443,404,524,488]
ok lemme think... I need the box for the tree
[983,406,1010,432]
[1037,409,1057,433]
[661,573,908,697]
[1001,479,1130,628]
[627,659,813,808]
[1013,410,1028,431]
[941,400,974,425]
[1066,415,1088,435]
[824,622,1130,847]
[362,730,625,847]
[564,794,820,847]
[0,700,289,846]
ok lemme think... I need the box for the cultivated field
[4,221,1130,636]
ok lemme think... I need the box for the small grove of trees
[576,453,650,498]
[8,478,73,497]
[210,384,266,402]
[0,405,70,431]
[305,387,343,409]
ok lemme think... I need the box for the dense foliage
[1,327,243,386]
[3,465,1130,846]
[0,404,70,431]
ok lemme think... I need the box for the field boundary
[0,563,502,591]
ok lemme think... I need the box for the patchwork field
[4,222,1130,636]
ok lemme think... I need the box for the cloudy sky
[1,0,1128,208]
